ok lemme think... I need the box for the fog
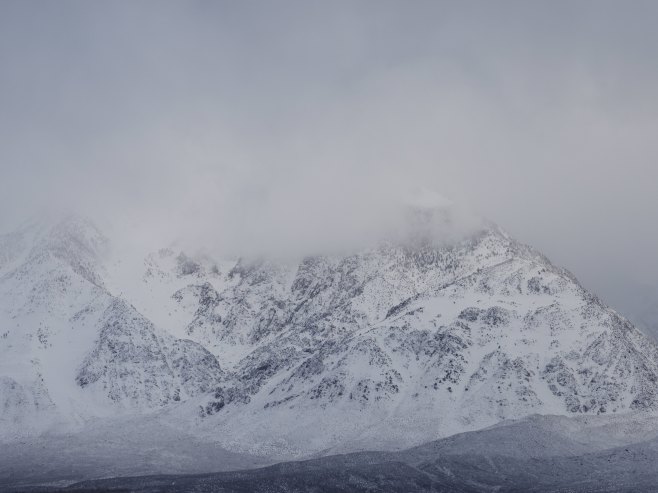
[1,1,658,317]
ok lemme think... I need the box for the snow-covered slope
[0,217,223,440]
[2,206,658,459]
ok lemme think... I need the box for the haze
[1,1,658,322]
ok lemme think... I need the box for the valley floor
[5,413,658,493]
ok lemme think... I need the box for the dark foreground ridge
[8,415,658,493]
[10,449,658,493]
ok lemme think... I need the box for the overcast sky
[1,1,658,313]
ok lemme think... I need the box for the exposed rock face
[2,211,658,456]
[76,298,223,408]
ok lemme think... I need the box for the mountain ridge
[1,210,658,460]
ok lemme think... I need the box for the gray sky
[1,1,658,314]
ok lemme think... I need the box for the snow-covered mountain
[2,203,658,459]
[0,217,224,439]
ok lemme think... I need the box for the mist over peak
[401,187,453,211]
[1,0,658,341]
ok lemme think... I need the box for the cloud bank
[1,1,658,309]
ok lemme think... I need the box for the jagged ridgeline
[1,203,658,458]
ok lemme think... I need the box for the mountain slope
[0,217,224,440]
